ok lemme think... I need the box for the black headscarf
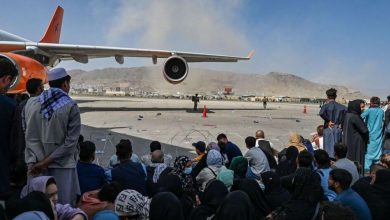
[6,191,55,220]
[149,192,184,220]
[231,179,271,219]
[214,191,255,220]
[348,99,364,115]
[189,180,228,220]
[157,174,194,219]
[276,146,298,177]
[290,168,323,203]
[261,171,291,210]
[356,169,390,220]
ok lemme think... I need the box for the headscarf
[149,192,184,220]
[206,150,224,167]
[93,210,119,220]
[216,167,234,189]
[215,191,255,220]
[288,133,306,152]
[206,142,221,152]
[189,180,228,220]
[276,146,298,177]
[39,88,73,120]
[261,171,291,210]
[153,163,168,183]
[231,179,271,219]
[348,99,364,115]
[174,156,195,193]
[115,189,150,219]
[6,191,55,220]
[291,168,323,203]
[157,174,183,198]
[13,211,50,220]
[78,190,110,220]
[20,176,55,198]
[229,156,248,178]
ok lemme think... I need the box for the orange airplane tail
[39,6,64,43]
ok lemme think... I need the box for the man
[192,93,199,111]
[23,68,81,206]
[331,143,359,185]
[141,140,172,166]
[10,78,44,187]
[106,139,147,195]
[263,96,268,110]
[361,97,384,172]
[192,141,206,163]
[146,150,172,197]
[319,88,347,158]
[384,95,390,126]
[244,136,270,179]
[217,133,242,167]
[77,141,107,195]
[328,169,372,220]
[313,149,337,201]
[255,130,277,169]
[281,150,313,192]
[0,58,18,199]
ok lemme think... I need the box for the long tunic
[342,113,369,171]
[319,101,347,157]
[361,107,384,171]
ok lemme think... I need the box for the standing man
[0,58,18,200]
[263,96,268,110]
[23,68,81,206]
[319,88,347,158]
[361,97,384,172]
[192,93,200,111]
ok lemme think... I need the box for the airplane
[0,6,254,94]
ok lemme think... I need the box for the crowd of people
[1,60,390,220]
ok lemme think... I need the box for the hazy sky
[1,0,389,97]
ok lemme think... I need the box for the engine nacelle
[1,53,48,94]
[163,56,188,84]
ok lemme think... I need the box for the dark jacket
[112,160,147,195]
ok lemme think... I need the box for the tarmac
[76,96,324,168]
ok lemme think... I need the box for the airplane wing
[0,41,254,65]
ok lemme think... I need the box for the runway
[76,96,323,167]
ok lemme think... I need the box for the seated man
[141,140,173,166]
[328,169,372,220]
[217,133,242,167]
[106,140,147,195]
[244,136,270,179]
[192,141,206,163]
[146,150,173,197]
[331,143,360,185]
[313,149,336,201]
[77,141,107,195]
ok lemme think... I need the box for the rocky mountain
[69,66,365,99]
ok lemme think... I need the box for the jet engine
[0,53,48,94]
[163,56,188,84]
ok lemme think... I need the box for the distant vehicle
[0,6,253,94]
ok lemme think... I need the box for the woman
[149,192,184,220]
[231,179,272,219]
[261,171,291,210]
[196,150,225,191]
[189,180,228,220]
[6,191,55,220]
[276,146,299,177]
[266,168,323,220]
[343,99,369,170]
[214,191,256,220]
[115,189,150,220]
[173,156,197,196]
[229,156,248,179]
[20,176,87,220]
[288,133,306,152]
[78,182,122,219]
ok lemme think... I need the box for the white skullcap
[48,68,68,81]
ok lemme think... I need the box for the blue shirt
[316,167,337,201]
[335,188,372,220]
[77,161,107,194]
[224,142,243,167]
